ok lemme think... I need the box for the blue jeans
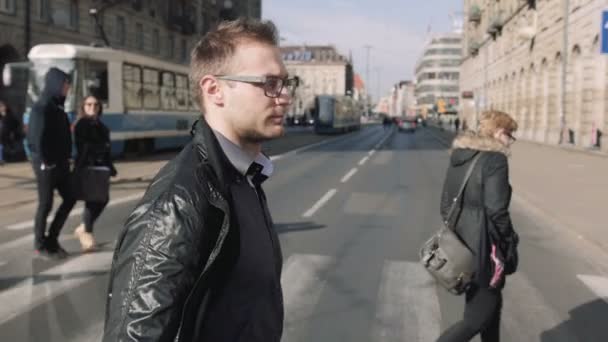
[0,143,4,161]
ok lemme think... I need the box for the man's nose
[275,88,292,106]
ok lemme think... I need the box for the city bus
[313,95,361,134]
[4,44,200,157]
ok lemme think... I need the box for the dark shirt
[199,131,283,341]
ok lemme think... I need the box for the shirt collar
[213,130,274,179]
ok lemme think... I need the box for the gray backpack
[420,153,481,295]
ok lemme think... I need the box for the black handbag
[420,153,481,295]
[73,166,111,202]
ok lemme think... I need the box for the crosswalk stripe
[371,261,440,342]
[281,254,332,342]
[0,251,113,325]
[502,272,579,342]
[67,320,105,342]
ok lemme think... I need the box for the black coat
[74,117,115,174]
[0,111,22,146]
[440,132,519,288]
[26,68,72,164]
[103,119,258,341]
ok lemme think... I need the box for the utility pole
[364,45,372,114]
[375,67,381,105]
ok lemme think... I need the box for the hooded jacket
[27,67,72,164]
[440,131,519,288]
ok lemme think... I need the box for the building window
[135,23,144,50]
[51,1,79,30]
[152,29,160,53]
[95,15,105,38]
[0,0,15,14]
[168,34,175,59]
[36,0,50,21]
[181,39,188,62]
[116,16,126,45]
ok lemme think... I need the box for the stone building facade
[461,0,607,149]
[281,45,354,119]
[0,0,261,112]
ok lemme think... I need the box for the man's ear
[200,76,224,106]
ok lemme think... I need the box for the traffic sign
[601,11,608,54]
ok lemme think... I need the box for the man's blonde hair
[477,110,518,137]
[189,18,279,109]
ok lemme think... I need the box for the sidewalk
[0,128,342,210]
[426,125,608,255]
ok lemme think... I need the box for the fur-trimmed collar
[452,131,510,156]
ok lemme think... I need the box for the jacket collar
[191,118,241,194]
[452,131,510,156]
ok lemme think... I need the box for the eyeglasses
[214,75,299,98]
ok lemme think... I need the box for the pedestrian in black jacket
[437,110,520,342]
[103,18,299,342]
[73,95,117,252]
[26,67,75,259]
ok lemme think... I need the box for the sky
[263,0,462,102]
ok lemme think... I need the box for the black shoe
[45,239,69,259]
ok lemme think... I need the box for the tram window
[123,64,143,109]
[84,61,109,104]
[143,68,160,109]
[175,74,188,111]
[161,72,176,110]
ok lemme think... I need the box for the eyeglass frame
[214,75,299,98]
[505,131,517,143]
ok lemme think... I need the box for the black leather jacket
[103,119,242,341]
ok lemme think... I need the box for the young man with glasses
[103,18,296,341]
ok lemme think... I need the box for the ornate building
[0,0,261,114]
[461,0,607,149]
[280,45,354,119]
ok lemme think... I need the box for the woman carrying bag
[73,95,117,252]
[437,111,519,342]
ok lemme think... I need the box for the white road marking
[371,261,440,342]
[340,168,358,183]
[6,192,144,231]
[358,156,370,166]
[501,272,578,342]
[282,254,332,342]
[0,251,113,325]
[577,274,608,303]
[302,189,337,218]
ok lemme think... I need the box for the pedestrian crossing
[0,252,606,341]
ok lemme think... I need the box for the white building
[414,33,462,118]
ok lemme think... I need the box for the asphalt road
[0,125,606,341]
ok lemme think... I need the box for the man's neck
[206,116,261,158]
